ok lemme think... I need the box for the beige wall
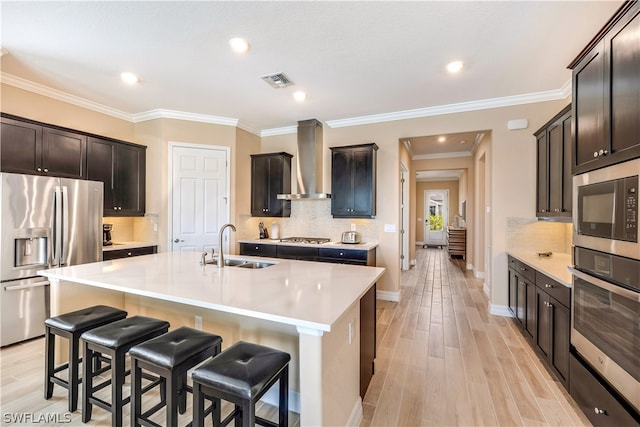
[2,81,572,309]
[415,180,459,243]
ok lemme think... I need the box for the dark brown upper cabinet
[535,105,572,219]
[1,115,87,179]
[570,1,640,174]
[330,143,378,218]
[250,152,292,217]
[87,137,146,217]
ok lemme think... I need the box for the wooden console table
[447,227,466,259]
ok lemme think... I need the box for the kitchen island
[39,251,385,426]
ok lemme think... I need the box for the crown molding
[0,72,260,134]
[260,125,297,137]
[2,72,573,136]
[1,72,134,121]
[413,151,472,160]
[325,86,572,129]
[131,109,239,127]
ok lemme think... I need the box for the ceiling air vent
[261,72,294,89]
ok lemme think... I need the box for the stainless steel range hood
[277,119,331,200]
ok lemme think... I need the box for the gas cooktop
[279,237,331,244]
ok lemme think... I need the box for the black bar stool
[129,326,223,427]
[81,315,170,427]
[44,305,127,412]
[192,341,290,427]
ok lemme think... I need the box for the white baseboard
[410,258,416,266]
[377,290,400,302]
[490,304,513,317]
[474,270,485,279]
[347,396,363,427]
[483,282,490,298]
[261,386,300,413]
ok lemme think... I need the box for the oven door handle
[569,267,640,302]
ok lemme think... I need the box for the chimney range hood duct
[277,119,331,200]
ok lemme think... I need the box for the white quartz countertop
[507,250,572,287]
[103,241,158,251]
[239,239,378,250]
[39,252,385,332]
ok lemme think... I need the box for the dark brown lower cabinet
[570,352,640,426]
[102,245,157,261]
[507,256,571,390]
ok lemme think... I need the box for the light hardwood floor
[0,247,591,426]
[361,247,591,426]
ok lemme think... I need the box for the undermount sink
[236,261,274,269]
[204,258,275,268]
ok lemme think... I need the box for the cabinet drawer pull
[594,407,607,416]
[127,252,132,256]
[593,151,599,158]
[255,246,259,250]
[545,284,553,288]
[520,267,526,272]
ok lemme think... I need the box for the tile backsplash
[507,217,572,254]
[238,199,378,243]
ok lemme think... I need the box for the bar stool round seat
[192,341,290,427]
[81,315,170,427]
[44,305,127,412]
[129,326,223,427]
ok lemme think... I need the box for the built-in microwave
[574,158,639,259]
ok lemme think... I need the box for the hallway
[362,247,590,426]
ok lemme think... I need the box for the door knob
[174,238,184,243]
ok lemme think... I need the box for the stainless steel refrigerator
[0,172,103,347]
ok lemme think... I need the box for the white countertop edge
[39,270,333,332]
[103,241,158,251]
[239,239,378,250]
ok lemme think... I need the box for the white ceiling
[0,1,621,135]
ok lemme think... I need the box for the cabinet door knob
[593,151,599,158]
[127,252,132,256]
[255,246,259,250]
[114,207,118,210]
[37,167,42,172]
[520,267,526,271]
[594,408,606,415]
[43,168,48,173]
[545,284,553,288]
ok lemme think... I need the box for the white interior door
[170,144,229,253]
[424,189,448,247]
[400,164,409,270]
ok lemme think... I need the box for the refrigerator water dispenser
[14,229,48,267]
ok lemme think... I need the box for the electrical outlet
[153,223,158,232]
[350,223,356,231]
[194,315,203,330]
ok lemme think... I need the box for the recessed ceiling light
[229,37,250,54]
[438,136,446,143]
[446,60,463,73]
[120,72,139,85]
[293,91,306,102]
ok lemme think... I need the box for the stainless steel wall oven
[571,158,640,415]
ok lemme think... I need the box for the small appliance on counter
[258,221,269,239]
[270,222,279,240]
[341,231,361,244]
[103,223,113,246]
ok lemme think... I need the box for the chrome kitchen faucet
[217,223,236,268]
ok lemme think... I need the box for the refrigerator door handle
[61,186,69,265]
[52,186,62,266]
[5,280,50,291]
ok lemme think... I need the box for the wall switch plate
[384,224,397,233]
[153,223,158,232]
[194,315,203,330]
[350,223,356,231]
[348,320,354,344]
